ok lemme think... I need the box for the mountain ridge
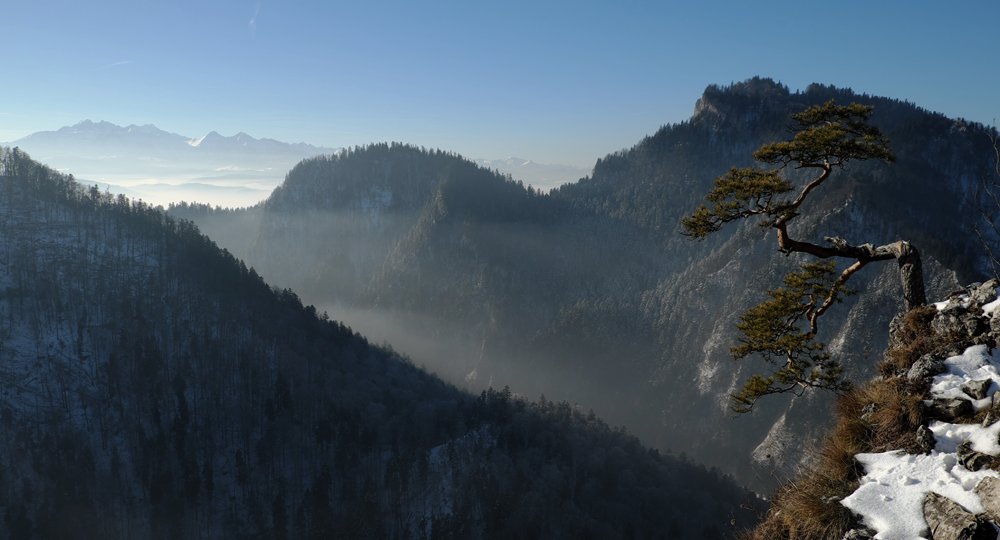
[0,146,756,539]
[6,121,591,207]
[8,119,341,157]
[172,78,997,493]
[2,121,344,208]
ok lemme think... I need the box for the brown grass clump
[847,378,927,453]
[879,305,939,377]
[739,466,858,540]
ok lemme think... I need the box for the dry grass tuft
[741,466,858,540]
[854,378,927,452]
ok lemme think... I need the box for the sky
[2,0,998,169]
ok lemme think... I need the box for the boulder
[969,280,998,309]
[962,379,993,400]
[938,341,975,359]
[971,333,993,346]
[957,441,993,472]
[923,492,981,540]
[908,354,949,381]
[975,476,1000,522]
[989,314,1000,343]
[965,315,990,338]
[933,309,988,342]
[841,526,877,540]
[926,398,974,421]
[916,425,937,452]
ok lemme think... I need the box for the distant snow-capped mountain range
[473,157,590,190]
[2,120,590,208]
[1,120,341,208]
[8,119,339,157]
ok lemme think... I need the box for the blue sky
[2,0,997,168]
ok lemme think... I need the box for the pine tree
[683,100,926,413]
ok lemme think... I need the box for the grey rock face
[989,312,1000,343]
[933,308,988,342]
[968,280,998,309]
[841,526,877,540]
[957,441,993,472]
[943,341,977,358]
[963,379,993,400]
[925,398,974,421]
[908,354,949,381]
[974,476,1000,522]
[886,312,909,352]
[923,492,981,540]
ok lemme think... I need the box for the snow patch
[842,339,1000,538]
[985,296,1000,316]
[929,420,1000,454]
[842,451,998,540]
[929,345,1000,411]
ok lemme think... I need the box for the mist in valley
[0,146,765,538]
[167,82,999,496]
[1,77,996,538]
[3,121,594,210]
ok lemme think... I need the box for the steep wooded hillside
[170,78,997,492]
[0,148,756,539]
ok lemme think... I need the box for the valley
[0,146,755,538]
[170,78,997,494]
[3,76,997,539]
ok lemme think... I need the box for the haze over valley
[3,122,591,208]
[168,79,996,494]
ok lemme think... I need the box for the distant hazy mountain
[472,157,590,192]
[172,78,996,493]
[10,119,338,159]
[3,120,341,207]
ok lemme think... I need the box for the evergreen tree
[683,101,926,413]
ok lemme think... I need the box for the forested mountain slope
[545,79,993,485]
[169,78,997,492]
[0,148,755,539]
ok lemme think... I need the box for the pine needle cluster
[730,262,855,414]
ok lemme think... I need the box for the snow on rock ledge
[842,280,1000,540]
[842,451,997,539]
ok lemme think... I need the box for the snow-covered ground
[841,297,1000,539]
